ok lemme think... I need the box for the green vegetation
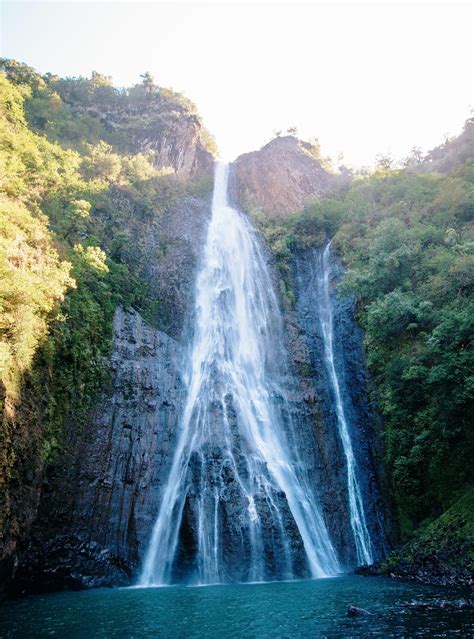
[378,486,474,581]
[0,195,73,397]
[337,171,473,531]
[255,119,474,553]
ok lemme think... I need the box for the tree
[140,72,156,95]
[60,199,92,240]
[82,141,122,182]
[0,196,73,383]
[90,71,112,89]
[402,146,424,168]
[375,152,395,170]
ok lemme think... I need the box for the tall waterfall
[315,243,373,565]
[139,162,340,586]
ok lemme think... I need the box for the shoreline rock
[355,561,474,588]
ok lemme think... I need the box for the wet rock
[290,246,390,567]
[97,191,212,338]
[11,307,189,594]
[4,191,394,594]
[358,553,474,586]
[348,604,373,616]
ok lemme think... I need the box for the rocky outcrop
[357,485,473,586]
[124,112,215,177]
[357,560,474,587]
[347,605,373,616]
[68,94,215,178]
[421,117,474,174]
[233,136,346,216]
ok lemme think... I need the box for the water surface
[1,576,472,638]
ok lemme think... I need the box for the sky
[1,1,473,166]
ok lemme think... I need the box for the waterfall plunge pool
[1,576,472,638]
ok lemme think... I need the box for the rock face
[68,95,215,178]
[126,113,215,178]
[98,190,213,338]
[0,192,212,597]
[8,190,391,594]
[233,136,345,216]
[290,246,389,565]
[12,307,187,592]
[6,192,212,595]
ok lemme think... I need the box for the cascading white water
[316,242,373,565]
[139,162,340,586]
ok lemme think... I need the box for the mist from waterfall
[315,243,373,565]
[139,162,340,586]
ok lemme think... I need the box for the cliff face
[5,185,393,594]
[5,166,393,594]
[97,189,213,338]
[0,60,216,179]
[112,106,215,177]
[70,94,215,178]
[291,247,390,563]
[12,307,186,592]
[5,193,211,595]
[73,106,215,178]
[233,136,346,216]
[0,68,392,592]
[0,63,219,595]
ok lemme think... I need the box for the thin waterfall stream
[315,243,373,565]
[139,162,340,586]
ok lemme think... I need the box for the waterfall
[139,162,340,586]
[316,243,373,565]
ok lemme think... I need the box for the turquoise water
[0,576,472,638]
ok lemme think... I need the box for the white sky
[1,1,473,166]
